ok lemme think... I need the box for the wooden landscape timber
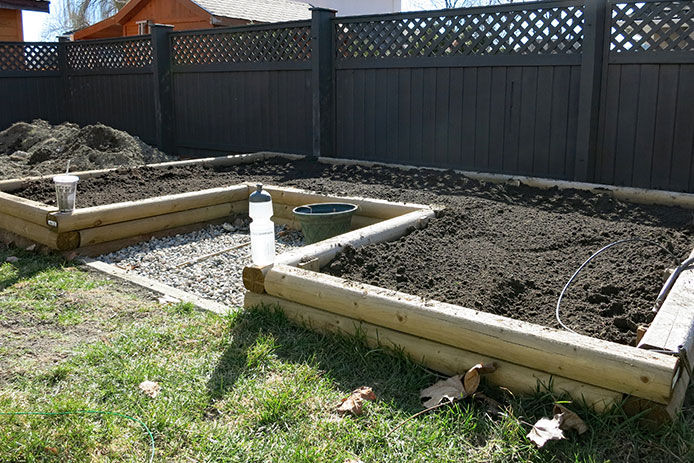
[77,202,248,247]
[0,152,301,193]
[633,248,694,422]
[0,210,79,251]
[242,208,435,294]
[262,264,678,405]
[47,185,250,232]
[245,292,623,412]
[317,157,694,210]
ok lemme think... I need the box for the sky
[22,0,431,41]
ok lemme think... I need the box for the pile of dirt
[0,120,175,179]
[11,157,694,345]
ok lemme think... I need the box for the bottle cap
[249,184,272,202]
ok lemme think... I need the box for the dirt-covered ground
[0,120,174,179]
[12,157,694,345]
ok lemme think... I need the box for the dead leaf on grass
[527,404,588,448]
[335,386,376,416]
[44,446,59,455]
[420,363,497,408]
[553,404,588,434]
[344,459,364,463]
[25,244,36,252]
[138,380,161,398]
[527,415,565,447]
[157,295,181,305]
[5,256,18,263]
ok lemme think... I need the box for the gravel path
[98,219,303,307]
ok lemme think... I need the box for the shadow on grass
[0,245,67,291]
[206,304,436,415]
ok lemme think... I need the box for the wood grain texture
[246,291,623,412]
[265,264,678,404]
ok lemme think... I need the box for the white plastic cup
[53,175,79,212]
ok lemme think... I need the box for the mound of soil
[0,120,174,179]
[11,157,694,345]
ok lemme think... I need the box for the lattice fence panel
[611,1,693,53]
[66,38,153,71]
[0,43,59,72]
[335,5,584,59]
[171,25,311,65]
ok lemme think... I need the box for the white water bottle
[249,184,275,266]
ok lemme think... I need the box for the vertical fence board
[614,65,641,186]
[385,68,399,163]
[533,67,554,176]
[447,68,464,169]
[669,65,694,192]
[488,66,507,173]
[397,69,411,164]
[518,67,538,175]
[461,67,477,170]
[421,68,437,166]
[649,65,679,190]
[474,67,492,171]
[549,66,571,178]
[631,65,659,189]
[434,68,450,167]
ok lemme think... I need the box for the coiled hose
[555,238,680,334]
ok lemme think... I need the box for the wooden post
[574,0,608,182]
[57,36,71,124]
[311,8,336,158]
[151,24,175,156]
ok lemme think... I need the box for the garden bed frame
[238,157,694,423]
[0,153,427,256]
[1,152,692,422]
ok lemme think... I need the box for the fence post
[57,36,71,124]
[574,0,608,182]
[311,8,336,159]
[151,24,175,156]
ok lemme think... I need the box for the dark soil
[0,120,174,179]
[13,157,694,345]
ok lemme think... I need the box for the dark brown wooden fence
[0,0,692,192]
[169,21,313,157]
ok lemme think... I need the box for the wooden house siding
[0,8,22,41]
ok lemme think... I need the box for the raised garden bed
[2,152,693,421]
[0,153,425,255]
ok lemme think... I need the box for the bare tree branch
[43,0,127,39]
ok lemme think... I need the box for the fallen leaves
[157,295,181,305]
[335,386,376,416]
[138,380,161,398]
[420,363,497,408]
[5,256,19,263]
[527,404,588,448]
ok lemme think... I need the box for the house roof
[0,0,50,13]
[191,0,311,23]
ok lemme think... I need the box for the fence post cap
[150,24,175,30]
[310,7,337,14]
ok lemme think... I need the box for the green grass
[0,245,693,462]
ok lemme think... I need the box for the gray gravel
[98,217,303,307]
